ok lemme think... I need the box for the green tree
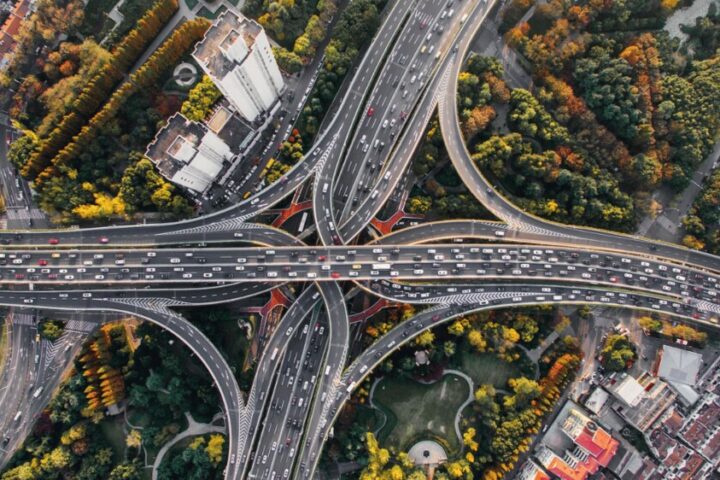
[180,75,221,121]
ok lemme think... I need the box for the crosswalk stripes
[43,339,61,371]
[109,297,191,310]
[64,319,97,333]
[12,314,34,326]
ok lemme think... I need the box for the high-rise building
[145,111,254,193]
[193,10,285,123]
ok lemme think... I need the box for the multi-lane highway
[2,0,720,479]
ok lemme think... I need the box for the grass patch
[355,404,383,433]
[80,0,119,38]
[197,5,226,19]
[372,374,469,453]
[127,410,152,428]
[435,163,462,188]
[458,350,522,389]
[99,415,127,463]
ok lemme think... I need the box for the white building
[145,111,254,193]
[193,11,285,123]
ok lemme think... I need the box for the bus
[372,263,391,270]
[32,387,43,399]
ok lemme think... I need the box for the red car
[37,259,48,266]
[318,255,327,261]
[367,107,375,117]
[48,238,59,245]
[331,272,341,279]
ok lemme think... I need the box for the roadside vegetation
[243,0,340,74]
[0,320,228,480]
[325,306,582,479]
[5,0,206,224]
[459,0,720,232]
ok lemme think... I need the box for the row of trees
[638,316,708,345]
[1,321,149,480]
[272,0,339,73]
[297,0,386,137]
[77,324,130,411]
[28,19,208,223]
[682,166,720,253]
[472,340,582,478]
[16,0,180,180]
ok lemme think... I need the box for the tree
[638,316,662,334]
[109,461,142,480]
[180,75,221,121]
[126,429,142,449]
[443,341,457,358]
[467,329,487,352]
[504,377,541,410]
[600,334,636,371]
[205,434,225,465]
[415,330,435,347]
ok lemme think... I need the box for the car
[48,238,59,245]
[331,272,341,279]
[367,107,375,116]
[98,236,109,244]
[23,298,33,304]
[37,259,48,266]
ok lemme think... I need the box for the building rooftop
[609,372,677,431]
[206,105,254,152]
[613,375,645,407]
[192,10,262,80]
[146,113,210,179]
[585,387,610,415]
[657,345,703,386]
[518,459,550,480]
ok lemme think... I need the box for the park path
[442,369,475,449]
[151,412,226,480]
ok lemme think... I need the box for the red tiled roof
[12,0,30,17]
[3,15,22,38]
[573,426,619,466]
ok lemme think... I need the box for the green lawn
[372,374,469,453]
[197,5,226,19]
[458,350,522,389]
[99,416,127,464]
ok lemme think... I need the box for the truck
[372,263,391,270]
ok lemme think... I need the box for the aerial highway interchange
[1,0,719,479]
